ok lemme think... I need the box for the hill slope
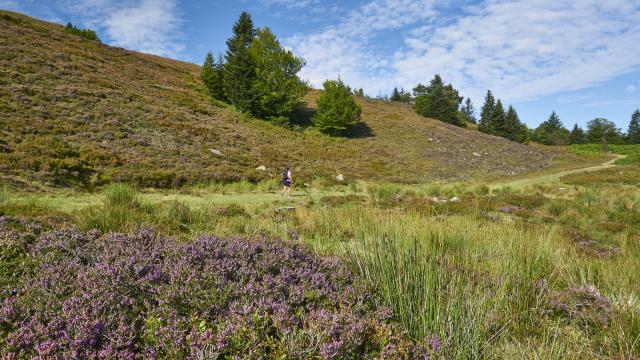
[1,11,557,187]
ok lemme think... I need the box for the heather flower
[0,220,421,358]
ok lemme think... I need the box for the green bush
[312,79,362,134]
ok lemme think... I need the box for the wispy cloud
[54,0,185,59]
[284,0,640,102]
[284,0,438,95]
[626,81,639,93]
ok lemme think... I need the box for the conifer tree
[478,90,495,133]
[249,27,306,120]
[569,124,586,144]
[627,109,640,144]
[223,12,256,113]
[460,98,476,124]
[201,51,225,101]
[489,99,506,137]
[532,111,569,145]
[390,87,401,102]
[504,105,522,141]
[313,79,362,134]
[413,75,462,126]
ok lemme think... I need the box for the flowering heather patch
[0,216,433,359]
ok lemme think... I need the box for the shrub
[312,79,362,134]
[0,221,426,358]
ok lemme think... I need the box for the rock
[450,196,461,202]
[472,152,481,157]
[335,174,345,181]
[428,138,434,141]
[498,205,523,213]
[256,165,266,171]
[209,149,223,156]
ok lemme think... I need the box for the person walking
[281,167,292,197]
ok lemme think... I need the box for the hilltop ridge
[0,10,559,187]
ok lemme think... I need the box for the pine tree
[532,111,569,145]
[627,109,640,144]
[390,87,401,102]
[460,98,476,124]
[412,75,463,126]
[201,51,225,101]
[223,12,256,113]
[313,79,362,134]
[569,124,586,144]
[489,99,506,137]
[478,90,495,133]
[504,105,522,141]
[249,27,306,120]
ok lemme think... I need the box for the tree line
[64,22,100,42]
[200,12,361,135]
[388,76,640,145]
[388,77,528,143]
[533,109,640,145]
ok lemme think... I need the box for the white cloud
[59,0,185,59]
[626,82,639,93]
[284,0,438,95]
[284,0,640,102]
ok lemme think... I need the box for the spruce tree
[489,99,506,137]
[412,75,462,126]
[313,79,362,134]
[223,12,256,113]
[201,51,225,101]
[460,98,476,124]
[249,27,306,120]
[504,105,521,141]
[627,109,640,144]
[478,90,495,133]
[532,111,569,145]
[569,124,586,144]
[390,87,401,102]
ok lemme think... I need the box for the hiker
[281,167,292,197]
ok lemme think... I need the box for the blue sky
[3,0,640,130]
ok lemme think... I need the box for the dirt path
[491,155,626,189]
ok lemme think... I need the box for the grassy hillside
[1,10,564,188]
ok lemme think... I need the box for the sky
[3,0,640,130]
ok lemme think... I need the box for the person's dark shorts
[283,178,291,186]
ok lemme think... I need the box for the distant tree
[313,79,362,134]
[504,105,527,142]
[249,27,307,120]
[569,123,586,144]
[627,109,640,144]
[223,12,257,113]
[390,87,401,102]
[478,90,495,133]
[488,99,507,137]
[532,111,569,145]
[412,75,463,126]
[353,88,365,97]
[64,22,100,42]
[399,89,412,103]
[200,51,225,101]
[412,83,428,98]
[586,118,623,144]
[460,98,477,124]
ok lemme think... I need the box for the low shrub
[0,220,428,358]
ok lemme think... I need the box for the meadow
[2,152,639,358]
